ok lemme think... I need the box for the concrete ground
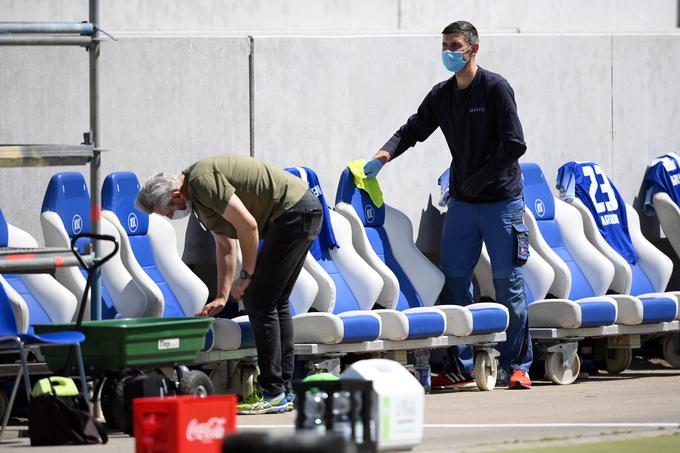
[1,358,679,452]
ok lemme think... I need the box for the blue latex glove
[363,158,383,178]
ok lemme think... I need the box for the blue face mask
[442,46,472,73]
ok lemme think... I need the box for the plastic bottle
[303,391,327,434]
[414,349,432,393]
[331,391,352,440]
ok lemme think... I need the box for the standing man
[363,21,532,389]
[136,155,323,412]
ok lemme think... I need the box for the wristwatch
[239,270,252,280]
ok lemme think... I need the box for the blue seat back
[642,153,680,214]
[41,172,92,239]
[521,163,596,300]
[41,172,117,319]
[556,162,657,296]
[0,284,19,337]
[102,172,185,318]
[0,209,51,330]
[0,207,8,247]
[336,168,424,310]
[283,167,364,316]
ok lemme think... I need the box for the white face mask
[171,201,192,220]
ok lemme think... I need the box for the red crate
[134,395,237,453]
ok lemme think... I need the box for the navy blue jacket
[382,67,526,203]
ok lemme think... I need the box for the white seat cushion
[212,318,242,351]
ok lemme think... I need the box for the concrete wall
[2,32,680,259]
[612,34,680,203]
[0,36,251,247]
[1,0,677,32]
[401,0,679,32]
[252,34,616,252]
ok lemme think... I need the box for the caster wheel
[662,334,680,368]
[474,351,497,391]
[179,370,214,397]
[545,351,580,385]
[0,386,8,423]
[605,348,632,374]
[113,377,133,435]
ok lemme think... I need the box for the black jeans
[243,190,322,395]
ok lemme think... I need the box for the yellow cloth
[346,159,384,208]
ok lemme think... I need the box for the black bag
[28,393,108,446]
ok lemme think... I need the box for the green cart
[34,317,213,372]
[33,316,215,434]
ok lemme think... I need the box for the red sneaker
[508,369,531,389]
[431,371,476,389]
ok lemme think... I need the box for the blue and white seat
[102,172,208,318]
[334,168,509,339]
[519,163,619,329]
[0,208,78,333]
[478,163,623,383]
[641,152,680,261]
[41,172,158,319]
[554,162,679,323]
[284,167,383,345]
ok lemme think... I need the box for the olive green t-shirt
[184,155,308,238]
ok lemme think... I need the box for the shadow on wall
[415,194,445,266]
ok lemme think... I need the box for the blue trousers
[438,196,533,373]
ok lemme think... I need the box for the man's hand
[461,169,491,197]
[196,297,227,317]
[230,278,251,300]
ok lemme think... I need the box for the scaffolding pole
[0,36,92,46]
[89,0,103,320]
[0,22,95,34]
[0,1,104,319]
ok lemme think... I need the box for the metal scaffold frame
[0,0,106,320]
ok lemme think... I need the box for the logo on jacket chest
[468,106,485,113]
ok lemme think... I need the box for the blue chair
[641,153,680,261]
[520,162,676,375]
[551,162,678,324]
[520,163,620,328]
[0,284,89,438]
[40,172,118,319]
[101,172,208,318]
[0,208,79,334]
[335,168,509,339]
[283,167,384,345]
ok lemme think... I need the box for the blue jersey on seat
[556,161,638,265]
[641,152,680,215]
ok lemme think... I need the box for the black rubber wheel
[113,377,133,435]
[100,377,118,429]
[0,386,8,422]
[179,370,214,397]
[663,334,680,368]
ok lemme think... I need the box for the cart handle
[70,233,119,271]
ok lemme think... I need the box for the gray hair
[442,21,479,46]
[135,172,181,214]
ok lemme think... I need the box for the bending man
[136,154,323,412]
